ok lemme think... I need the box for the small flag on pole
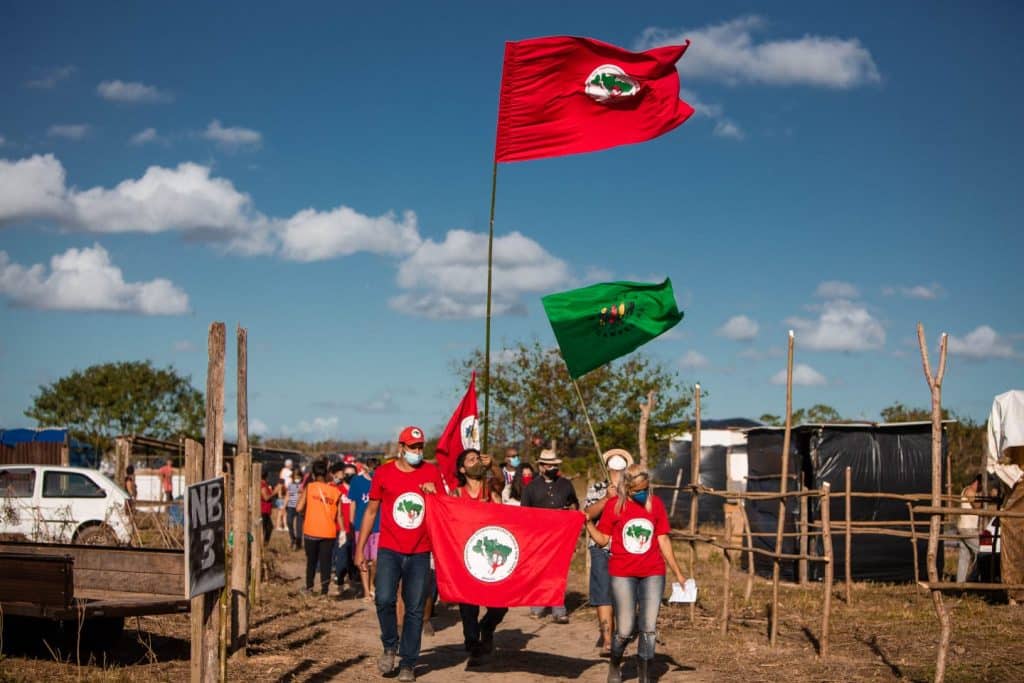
[542,279,684,379]
[434,373,480,491]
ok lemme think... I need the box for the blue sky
[1,2,1021,443]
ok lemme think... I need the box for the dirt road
[246,538,712,682]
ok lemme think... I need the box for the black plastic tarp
[653,439,728,526]
[744,423,944,583]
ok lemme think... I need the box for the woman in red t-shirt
[585,463,686,683]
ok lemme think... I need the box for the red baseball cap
[399,425,425,445]
[342,454,357,465]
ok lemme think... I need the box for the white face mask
[404,450,423,466]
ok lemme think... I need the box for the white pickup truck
[0,465,133,545]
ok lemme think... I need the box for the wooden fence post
[720,514,732,635]
[917,323,950,683]
[688,384,702,623]
[799,487,809,585]
[820,483,833,658]
[231,326,250,658]
[114,437,131,486]
[669,468,684,519]
[845,466,853,605]
[250,462,263,606]
[203,322,226,683]
[638,390,654,469]
[907,502,920,584]
[186,438,205,683]
[741,503,755,604]
[770,331,795,648]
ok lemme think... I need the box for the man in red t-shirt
[355,426,444,683]
[158,459,174,502]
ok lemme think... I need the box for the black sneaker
[554,614,570,625]
[377,649,397,674]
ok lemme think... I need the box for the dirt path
[245,536,714,682]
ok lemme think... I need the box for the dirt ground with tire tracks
[2,529,1023,682]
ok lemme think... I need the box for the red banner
[434,373,478,492]
[495,35,694,163]
[425,495,584,608]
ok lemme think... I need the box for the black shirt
[521,476,579,510]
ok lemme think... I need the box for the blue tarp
[0,427,99,468]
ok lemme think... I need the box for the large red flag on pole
[495,35,694,163]
[434,373,479,492]
[426,495,585,607]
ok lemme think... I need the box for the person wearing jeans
[355,426,445,683]
[285,471,303,550]
[585,460,687,683]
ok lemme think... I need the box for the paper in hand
[669,579,697,603]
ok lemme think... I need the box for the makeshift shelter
[653,418,758,526]
[744,421,947,583]
[0,428,97,467]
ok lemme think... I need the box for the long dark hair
[312,459,328,481]
[510,463,535,501]
[455,448,481,488]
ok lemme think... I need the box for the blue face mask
[404,450,423,467]
[508,456,521,468]
[631,490,649,505]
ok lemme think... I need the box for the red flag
[495,36,694,163]
[425,495,585,607]
[434,373,479,492]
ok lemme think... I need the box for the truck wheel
[75,524,117,545]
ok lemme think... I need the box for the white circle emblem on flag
[460,415,480,450]
[393,492,426,530]
[464,525,520,583]
[621,518,655,555]
[584,64,641,103]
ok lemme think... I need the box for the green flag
[542,279,684,379]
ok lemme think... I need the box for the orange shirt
[302,481,341,539]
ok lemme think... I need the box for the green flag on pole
[541,279,684,379]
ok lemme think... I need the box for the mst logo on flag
[585,64,640,103]
[427,495,583,608]
[465,525,520,582]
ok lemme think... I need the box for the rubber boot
[607,651,623,683]
[637,656,651,683]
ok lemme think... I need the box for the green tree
[458,340,694,465]
[757,404,841,426]
[26,361,204,457]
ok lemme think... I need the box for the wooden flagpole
[482,158,498,454]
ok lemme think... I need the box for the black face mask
[544,467,559,480]
[343,473,355,483]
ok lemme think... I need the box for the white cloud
[0,244,189,315]
[48,124,89,140]
[26,65,76,89]
[739,346,784,360]
[788,299,885,351]
[713,120,745,140]
[679,350,710,369]
[250,419,269,436]
[882,283,943,300]
[772,363,826,386]
[173,340,196,352]
[638,16,880,89]
[279,207,420,261]
[816,280,859,299]
[948,325,1015,360]
[202,119,262,150]
[288,416,340,437]
[97,80,172,103]
[390,229,570,319]
[717,315,759,340]
[130,128,162,145]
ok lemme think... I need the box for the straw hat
[537,449,562,465]
[602,448,634,471]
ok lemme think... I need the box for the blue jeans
[375,548,431,669]
[333,538,350,584]
[588,546,612,606]
[610,574,664,661]
[286,507,300,546]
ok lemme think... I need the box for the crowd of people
[261,427,685,683]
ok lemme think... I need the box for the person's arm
[585,518,611,547]
[584,490,611,520]
[336,497,347,534]
[657,534,687,586]
[355,499,381,570]
[295,488,307,514]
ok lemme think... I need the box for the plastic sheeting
[653,439,728,526]
[744,423,942,583]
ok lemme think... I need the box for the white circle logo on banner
[464,525,519,582]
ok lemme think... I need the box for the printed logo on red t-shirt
[622,518,655,554]
[393,492,425,529]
